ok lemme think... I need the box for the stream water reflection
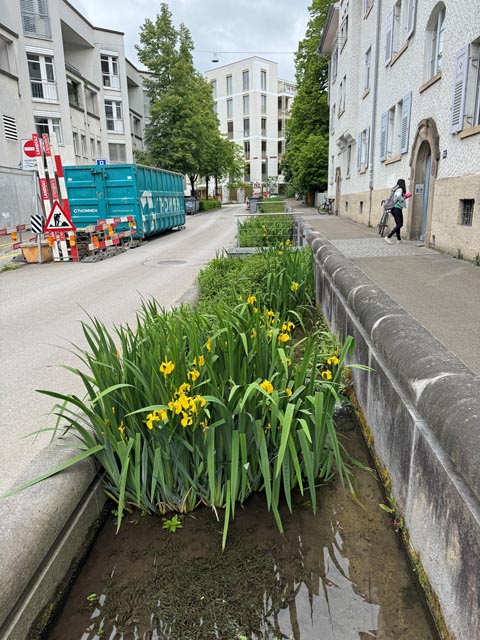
[47,418,439,640]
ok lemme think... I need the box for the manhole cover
[144,258,187,267]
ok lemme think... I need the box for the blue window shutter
[385,11,393,65]
[450,46,469,133]
[406,0,416,39]
[400,92,412,154]
[379,112,388,161]
[356,134,362,171]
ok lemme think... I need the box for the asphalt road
[0,207,239,493]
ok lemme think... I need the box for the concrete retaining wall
[304,225,480,640]
[0,439,106,640]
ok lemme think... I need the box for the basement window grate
[461,199,474,226]
[3,115,17,140]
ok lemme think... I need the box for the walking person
[384,179,410,244]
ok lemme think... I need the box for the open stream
[46,417,439,640]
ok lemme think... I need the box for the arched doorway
[409,119,440,243]
[335,167,341,216]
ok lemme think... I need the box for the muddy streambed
[46,417,439,640]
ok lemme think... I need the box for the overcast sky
[70,0,311,81]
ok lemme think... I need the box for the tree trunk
[189,175,196,197]
[214,175,218,199]
[205,176,209,199]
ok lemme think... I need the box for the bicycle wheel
[378,211,389,236]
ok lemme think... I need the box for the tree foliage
[282,0,331,195]
[135,3,240,195]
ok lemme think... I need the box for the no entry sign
[20,139,37,170]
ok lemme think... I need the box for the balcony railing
[31,79,58,101]
[106,119,124,133]
[102,74,120,90]
[22,13,51,38]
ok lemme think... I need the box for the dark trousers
[387,207,403,240]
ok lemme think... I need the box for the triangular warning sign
[44,201,76,232]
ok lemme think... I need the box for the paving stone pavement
[328,237,433,258]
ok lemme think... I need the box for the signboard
[31,214,44,234]
[20,139,38,170]
[96,159,108,166]
[415,184,424,195]
[44,201,76,232]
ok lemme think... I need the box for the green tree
[135,4,220,195]
[282,0,331,197]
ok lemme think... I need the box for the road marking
[0,252,20,260]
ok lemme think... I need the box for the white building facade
[320,0,480,261]
[204,57,296,193]
[0,0,147,172]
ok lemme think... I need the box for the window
[385,0,416,65]
[226,75,232,95]
[72,130,79,155]
[364,47,371,92]
[133,116,141,137]
[460,199,474,226]
[379,92,412,160]
[90,137,95,158]
[346,144,352,177]
[244,163,250,182]
[3,115,17,141]
[104,99,124,133]
[330,155,334,184]
[86,88,98,114]
[211,79,217,98]
[243,118,250,137]
[67,78,82,107]
[261,94,267,114]
[108,142,126,163]
[260,69,267,91]
[97,140,102,157]
[339,2,349,51]
[261,140,267,159]
[81,134,87,157]
[450,41,480,133]
[278,119,283,135]
[242,70,249,91]
[34,115,63,144]
[261,117,267,136]
[227,121,233,140]
[243,94,249,115]
[0,37,12,75]
[27,52,57,100]
[227,98,233,118]
[356,128,370,170]
[21,0,51,38]
[331,47,338,83]
[338,76,346,115]
[101,54,120,89]
[244,141,250,159]
[426,4,446,79]
[330,104,336,133]
[363,0,374,16]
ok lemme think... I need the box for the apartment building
[0,0,147,172]
[204,57,296,193]
[319,0,480,261]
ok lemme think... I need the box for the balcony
[22,13,51,39]
[31,79,58,101]
[102,74,120,90]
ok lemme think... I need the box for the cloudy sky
[70,0,312,81]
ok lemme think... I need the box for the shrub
[199,199,222,211]
[239,215,294,247]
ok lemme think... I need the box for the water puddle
[47,418,439,640]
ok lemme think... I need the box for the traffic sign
[96,159,107,166]
[20,139,38,170]
[44,201,76,232]
[31,214,44,234]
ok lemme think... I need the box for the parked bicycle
[318,198,334,215]
[378,200,389,237]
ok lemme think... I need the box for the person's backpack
[383,190,395,211]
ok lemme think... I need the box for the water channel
[46,416,439,640]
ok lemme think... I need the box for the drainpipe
[368,0,382,228]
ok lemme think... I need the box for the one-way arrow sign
[44,201,76,232]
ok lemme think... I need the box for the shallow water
[47,418,439,640]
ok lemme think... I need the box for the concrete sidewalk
[290,202,480,375]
